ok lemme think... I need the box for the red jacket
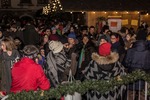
[11,57,50,93]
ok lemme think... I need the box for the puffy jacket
[124,40,150,90]
[124,40,150,72]
[11,57,50,93]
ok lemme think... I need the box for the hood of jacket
[92,52,119,65]
[132,40,147,51]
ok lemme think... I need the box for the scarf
[47,51,71,87]
[47,51,59,87]
[78,45,85,68]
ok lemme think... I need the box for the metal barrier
[93,81,148,100]
[127,81,148,100]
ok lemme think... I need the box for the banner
[131,20,138,26]
[111,22,118,27]
[108,19,122,32]
[122,19,128,25]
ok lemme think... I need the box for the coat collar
[92,52,119,65]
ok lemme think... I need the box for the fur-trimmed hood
[92,52,119,65]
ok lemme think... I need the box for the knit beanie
[68,32,76,39]
[49,40,63,54]
[49,34,59,41]
[99,43,111,56]
[23,45,39,58]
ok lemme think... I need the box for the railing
[2,70,150,100]
[126,81,148,100]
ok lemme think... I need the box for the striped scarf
[46,51,71,87]
[55,51,71,72]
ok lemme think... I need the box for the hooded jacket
[11,57,50,93]
[124,40,150,72]
[124,40,150,91]
[83,52,125,80]
[83,52,126,100]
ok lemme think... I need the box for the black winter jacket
[124,40,150,72]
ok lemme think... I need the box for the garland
[8,70,150,100]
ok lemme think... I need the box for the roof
[61,0,150,12]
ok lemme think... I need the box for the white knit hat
[49,41,63,54]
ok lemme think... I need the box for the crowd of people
[0,17,150,100]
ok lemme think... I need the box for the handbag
[64,70,82,100]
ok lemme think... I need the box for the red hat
[49,34,59,41]
[99,43,111,56]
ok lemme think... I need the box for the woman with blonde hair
[0,37,20,95]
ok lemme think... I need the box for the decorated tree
[42,0,63,15]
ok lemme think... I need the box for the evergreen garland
[8,70,150,100]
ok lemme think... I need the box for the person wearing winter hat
[68,32,76,40]
[22,45,39,58]
[83,41,126,100]
[99,42,111,56]
[63,32,80,78]
[49,40,63,54]
[64,32,77,48]
[50,27,60,42]
[11,45,50,93]
[46,40,71,87]
[63,32,77,49]
[49,34,59,41]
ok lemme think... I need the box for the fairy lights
[42,0,63,15]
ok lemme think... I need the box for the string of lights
[42,0,63,15]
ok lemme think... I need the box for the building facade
[0,0,48,18]
[0,0,150,29]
